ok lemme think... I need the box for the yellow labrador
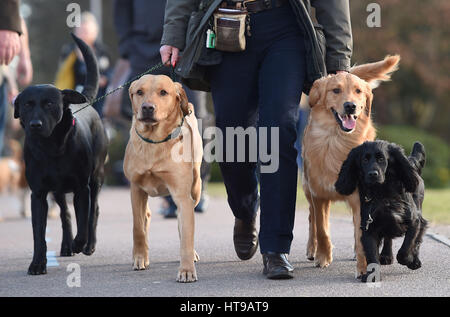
[124,75,203,283]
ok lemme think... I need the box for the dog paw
[60,244,74,257]
[306,243,316,261]
[133,254,149,271]
[177,266,198,283]
[82,245,96,256]
[314,252,332,268]
[407,257,422,270]
[397,251,414,267]
[28,262,47,275]
[379,254,394,265]
[71,238,87,254]
[360,272,381,283]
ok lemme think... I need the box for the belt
[243,0,288,13]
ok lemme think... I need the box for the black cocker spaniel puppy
[335,140,428,283]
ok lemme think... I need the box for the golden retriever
[123,75,203,283]
[0,139,28,220]
[302,55,400,276]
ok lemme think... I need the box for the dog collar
[135,115,185,144]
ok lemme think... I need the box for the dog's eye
[45,102,53,108]
[362,158,369,164]
[356,88,362,94]
[377,157,385,163]
[160,90,168,96]
[333,88,341,94]
[136,90,144,96]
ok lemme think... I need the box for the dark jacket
[0,0,22,34]
[161,0,352,93]
[114,0,167,70]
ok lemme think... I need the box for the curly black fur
[335,140,428,283]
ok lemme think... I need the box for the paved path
[0,188,449,297]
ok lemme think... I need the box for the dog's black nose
[30,120,43,129]
[344,102,357,114]
[368,170,379,178]
[141,103,155,115]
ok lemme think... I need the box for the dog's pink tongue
[342,116,356,130]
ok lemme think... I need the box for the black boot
[262,252,294,279]
[233,218,259,260]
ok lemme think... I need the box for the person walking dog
[161,0,352,279]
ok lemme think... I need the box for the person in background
[0,0,32,155]
[112,0,213,217]
[55,12,112,117]
[294,96,310,171]
[0,0,32,221]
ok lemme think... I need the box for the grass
[207,182,450,225]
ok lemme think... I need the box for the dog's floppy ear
[174,82,190,116]
[308,77,327,108]
[335,145,363,196]
[388,143,419,193]
[350,55,400,89]
[61,89,87,107]
[13,94,21,119]
[364,85,373,117]
[128,80,138,104]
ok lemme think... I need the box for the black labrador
[335,140,427,282]
[14,34,108,275]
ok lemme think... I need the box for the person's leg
[295,108,309,169]
[256,6,307,256]
[209,52,260,224]
[208,49,261,260]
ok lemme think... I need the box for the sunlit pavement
[0,188,449,297]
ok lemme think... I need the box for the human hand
[160,45,180,67]
[0,30,21,65]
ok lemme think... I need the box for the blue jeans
[0,82,8,156]
[295,108,309,169]
[209,3,306,254]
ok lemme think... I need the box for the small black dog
[335,140,427,282]
[14,34,108,275]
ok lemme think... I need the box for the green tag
[206,29,216,49]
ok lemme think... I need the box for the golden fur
[123,75,203,283]
[302,55,400,276]
[0,139,28,220]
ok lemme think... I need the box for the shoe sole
[235,240,259,261]
[266,271,294,280]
